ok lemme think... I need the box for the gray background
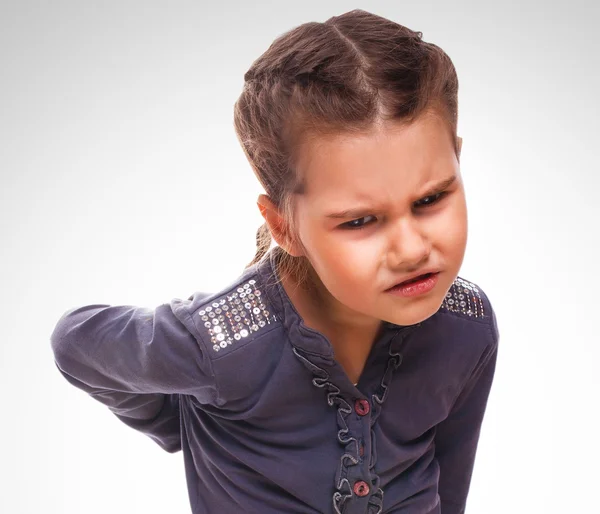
[1,0,598,512]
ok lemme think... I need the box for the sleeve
[434,307,500,513]
[50,299,216,453]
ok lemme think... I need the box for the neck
[281,258,383,340]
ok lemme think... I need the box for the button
[354,398,370,416]
[353,480,370,497]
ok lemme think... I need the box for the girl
[51,9,499,514]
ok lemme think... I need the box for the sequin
[441,277,485,318]
[198,278,278,352]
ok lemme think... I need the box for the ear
[457,136,463,158]
[256,194,304,257]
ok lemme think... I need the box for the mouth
[386,272,440,290]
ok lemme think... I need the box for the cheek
[436,200,468,253]
[316,241,381,292]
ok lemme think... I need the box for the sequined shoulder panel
[194,277,279,354]
[440,276,486,319]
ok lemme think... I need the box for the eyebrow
[325,174,458,219]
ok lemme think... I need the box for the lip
[386,270,441,291]
[385,272,440,297]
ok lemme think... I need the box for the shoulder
[421,275,500,367]
[439,275,499,341]
[440,276,489,319]
[171,269,281,361]
[169,268,286,404]
[172,274,280,356]
[401,275,500,401]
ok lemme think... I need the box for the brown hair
[233,9,460,288]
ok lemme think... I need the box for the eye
[338,191,450,230]
[340,215,377,230]
[414,191,448,209]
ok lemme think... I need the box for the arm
[50,298,216,452]
[434,309,499,513]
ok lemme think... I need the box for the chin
[397,310,438,327]
[386,294,446,327]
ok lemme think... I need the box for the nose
[386,218,431,270]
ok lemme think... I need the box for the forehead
[295,114,457,204]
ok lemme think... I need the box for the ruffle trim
[292,323,419,514]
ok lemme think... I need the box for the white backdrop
[1,1,598,513]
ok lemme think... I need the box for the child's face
[289,112,468,329]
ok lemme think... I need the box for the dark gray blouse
[50,246,499,514]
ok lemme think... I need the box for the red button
[355,398,370,416]
[353,480,370,497]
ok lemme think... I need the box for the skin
[257,111,468,383]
